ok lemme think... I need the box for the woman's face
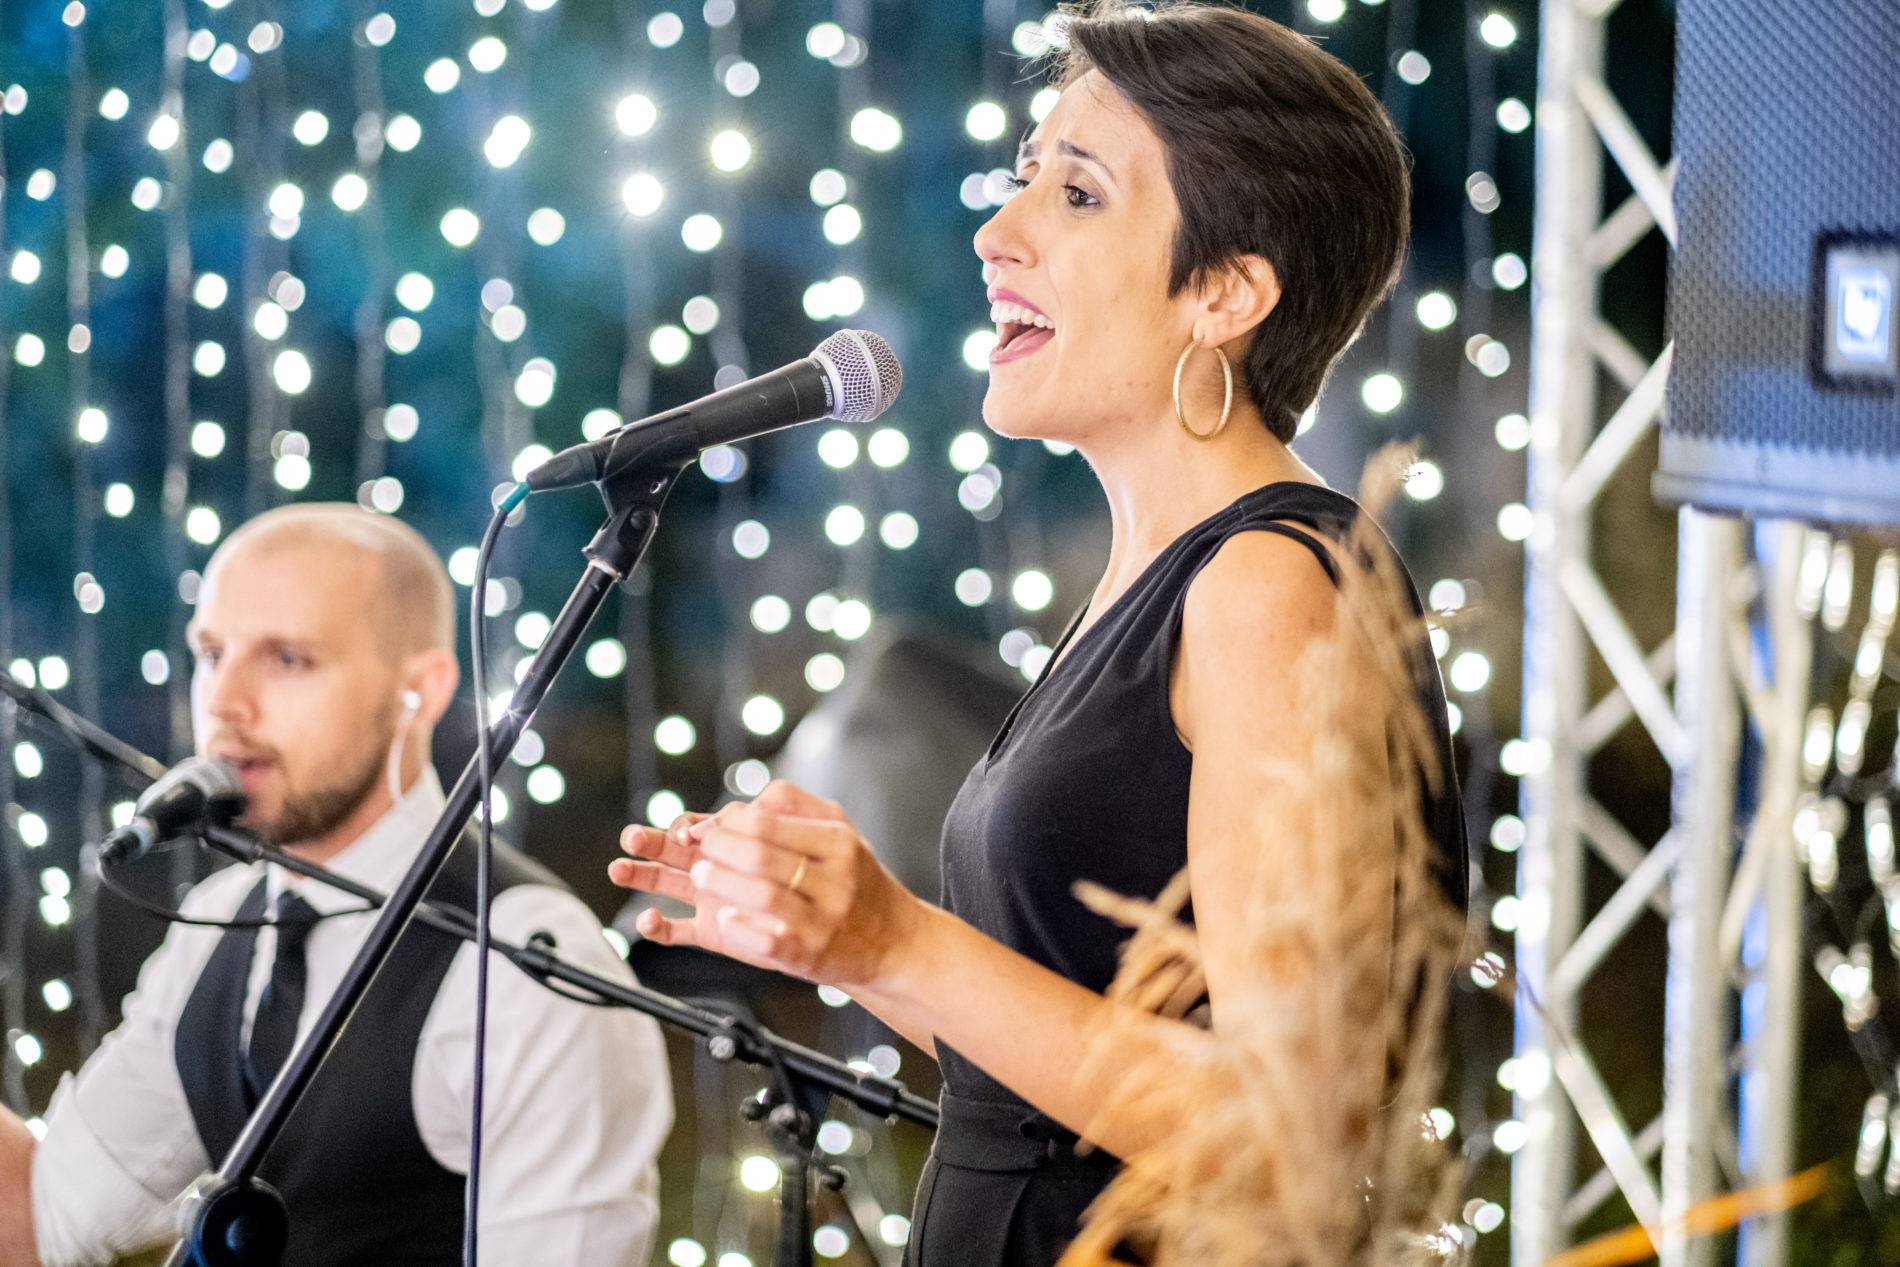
[974,71,1195,446]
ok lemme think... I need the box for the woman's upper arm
[1172,528,1393,1022]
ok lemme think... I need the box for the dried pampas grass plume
[1059,445,1468,1267]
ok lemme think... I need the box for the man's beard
[262,726,390,847]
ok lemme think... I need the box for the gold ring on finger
[788,856,809,896]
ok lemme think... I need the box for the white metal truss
[1514,1,1806,1263]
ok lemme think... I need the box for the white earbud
[388,689,424,802]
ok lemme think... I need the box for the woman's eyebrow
[1016,138,1116,182]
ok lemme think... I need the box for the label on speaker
[1816,232,1900,387]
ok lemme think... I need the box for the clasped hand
[607,781,918,988]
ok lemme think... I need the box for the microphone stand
[0,671,168,784]
[2,437,929,1267]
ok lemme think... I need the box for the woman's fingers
[609,799,838,974]
[691,802,845,861]
[608,782,895,982]
[752,779,847,821]
[694,826,818,887]
[632,891,789,970]
[633,906,705,949]
[689,855,813,916]
[618,824,673,861]
[714,906,794,963]
[619,812,707,869]
[693,821,841,924]
[606,856,696,903]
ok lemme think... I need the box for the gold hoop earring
[1172,338,1233,441]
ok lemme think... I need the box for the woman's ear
[1196,254,1281,352]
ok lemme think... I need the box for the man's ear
[1195,254,1281,355]
[402,648,460,732]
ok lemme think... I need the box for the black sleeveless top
[933,480,1467,1148]
[174,831,565,1267]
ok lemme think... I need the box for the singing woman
[609,4,1466,1262]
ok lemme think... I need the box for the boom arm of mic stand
[198,826,938,1126]
[0,672,168,783]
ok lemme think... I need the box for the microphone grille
[813,329,902,424]
[190,756,244,798]
[137,755,243,811]
[198,757,245,798]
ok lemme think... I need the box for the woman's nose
[974,184,1035,273]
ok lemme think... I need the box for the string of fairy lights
[0,1,1567,1261]
[1778,537,1900,1209]
[0,56,21,1116]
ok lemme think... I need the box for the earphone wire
[387,688,420,805]
[464,500,511,1267]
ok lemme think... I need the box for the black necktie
[244,890,319,1102]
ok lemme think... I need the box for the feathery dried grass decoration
[1059,447,1469,1267]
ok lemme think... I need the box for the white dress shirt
[30,771,673,1266]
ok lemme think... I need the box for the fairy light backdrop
[0,0,1628,1262]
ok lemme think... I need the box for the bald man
[0,505,672,1266]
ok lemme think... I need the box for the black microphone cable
[93,857,375,930]
[464,481,525,1267]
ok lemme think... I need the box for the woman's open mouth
[990,298,1055,364]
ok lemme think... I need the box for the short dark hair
[1051,2,1411,442]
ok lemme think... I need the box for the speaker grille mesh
[1667,0,1900,455]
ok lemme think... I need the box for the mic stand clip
[720,1019,847,1267]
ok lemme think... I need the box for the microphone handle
[526,358,832,493]
[100,818,161,865]
[98,781,244,865]
[688,357,832,449]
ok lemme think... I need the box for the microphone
[524,329,902,494]
[100,757,247,864]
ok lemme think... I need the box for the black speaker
[1656,0,1900,524]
